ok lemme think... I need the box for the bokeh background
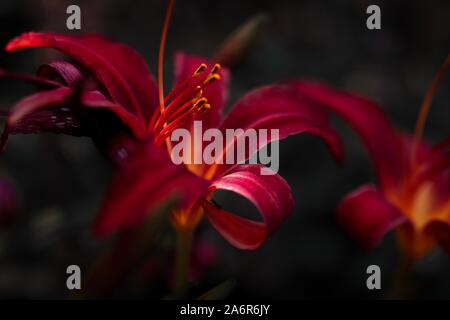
[0,0,449,299]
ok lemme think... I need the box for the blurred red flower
[0,29,343,249]
[294,55,450,259]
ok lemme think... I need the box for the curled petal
[81,91,147,140]
[94,140,209,236]
[2,88,85,150]
[209,83,342,178]
[294,81,406,192]
[37,61,90,88]
[6,32,158,121]
[174,52,230,129]
[3,88,146,148]
[7,108,85,136]
[79,35,159,121]
[7,87,73,126]
[0,68,61,89]
[337,185,407,249]
[204,165,294,250]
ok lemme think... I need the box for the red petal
[173,52,230,129]
[337,185,407,249]
[37,61,90,88]
[7,87,72,126]
[0,68,62,89]
[204,164,294,250]
[94,140,209,236]
[6,32,158,122]
[211,83,342,177]
[294,81,406,192]
[7,108,85,136]
[4,88,146,143]
[81,91,147,139]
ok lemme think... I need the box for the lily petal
[294,81,406,192]
[4,88,146,146]
[337,185,407,249]
[37,61,91,88]
[209,83,342,178]
[94,140,209,236]
[174,52,230,129]
[4,88,85,145]
[6,32,159,122]
[204,164,294,250]
[0,68,62,89]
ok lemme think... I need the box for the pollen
[193,97,207,108]
[199,103,211,114]
[203,73,221,85]
[210,63,221,74]
[193,63,207,76]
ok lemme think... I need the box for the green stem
[173,227,194,297]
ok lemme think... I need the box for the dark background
[0,0,449,299]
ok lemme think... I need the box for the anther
[210,63,221,74]
[199,103,211,114]
[194,97,208,108]
[203,73,221,85]
[193,63,208,76]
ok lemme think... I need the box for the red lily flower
[0,4,343,250]
[93,56,342,249]
[293,55,450,259]
[0,32,160,152]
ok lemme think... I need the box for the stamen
[203,73,221,85]
[412,54,450,165]
[210,63,221,74]
[161,85,202,122]
[193,97,207,108]
[198,103,211,114]
[153,100,192,132]
[155,97,206,132]
[164,97,207,129]
[162,64,208,105]
[155,112,191,145]
[149,59,222,145]
[193,64,208,76]
[155,98,210,145]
